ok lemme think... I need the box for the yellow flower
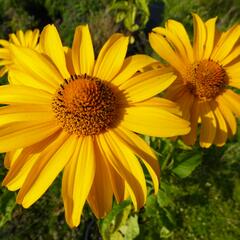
[0,24,190,227]
[149,14,240,148]
[0,29,40,77]
[0,29,40,170]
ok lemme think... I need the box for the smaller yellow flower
[0,29,40,170]
[149,13,240,148]
[0,29,40,77]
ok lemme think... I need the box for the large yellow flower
[0,24,190,227]
[0,29,40,77]
[149,14,240,148]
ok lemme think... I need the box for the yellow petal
[0,104,54,125]
[93,34,129,81]
[137,97,181,115]
[199,101,216,148]
[0,121,60,152]
[4,149,22,169]
[16,30,26,46]
[99,133,146,209]
[192,13,207,61]
[224,62,240,88]
[111,54,157,86]
[31,29,40,48]
[10,45,63,87]
[40,24,70,79]
[221,89,240,117]
[121,104,190,137]
[0,48,10,60]
[166,20,194,62]
[175,90,195,120]
[225,61,240,74]
[17,132,76,208]
[153,27,189,63]
[112,126,160,194]
[64,47,75,75]
[220,45,240,66]
[120,68,176,103]
[9,33,21,46]
[62,136,96,227]
[165,81,186,101]
[0,39,10,47]
[216,96,237,137]
[107,130,147,203]
[211,25,240,62]
[182,98,200,145]
[210,101,228,146]
[4,154,39,191]
[3,131,61,190]
[203,17,217,59]
[0,85,52,105]
[87,137,112,219]
[95,135,125,203]
[8,69,55,93]
[0,59,12,66]
[24,30,33,47]
[225,63,240,89]
[149,31,185,72]
[0,67,8,77]
[71,25,95,76]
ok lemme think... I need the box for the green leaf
[135,0,150,26]
[110,1,129,11]
[116,12,126,23]
[124,6,139,32]
[163,208,176,226]
[157,189,173,208]
[136,0,149,14]
[113,204,132,234]
[0,189,16,227]
[99,201,140,240]
[98,200,131,240]
[144,195,158,217]
[160,226,173,238]
[109,232,123,240]
[157,139,174,171]
[172,154,202,178]
[176,139,193,150]
[119,215,140,240]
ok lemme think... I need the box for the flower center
[52,74,121,136]
[184,60,228,100]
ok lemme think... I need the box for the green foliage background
[0,0,240,239]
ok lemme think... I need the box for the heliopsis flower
[149,14,240,148]
[0,24,190,227]
[0,29,40,77]
[0,29,40,170]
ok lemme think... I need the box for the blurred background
[0,0,240,239]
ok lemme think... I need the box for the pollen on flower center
[52,74,121,136]
[184,60,228,100]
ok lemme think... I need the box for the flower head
[1,24,190,227]
[149,14,240,147]
[0,29,40,77]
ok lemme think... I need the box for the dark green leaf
[172,154,202,178]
